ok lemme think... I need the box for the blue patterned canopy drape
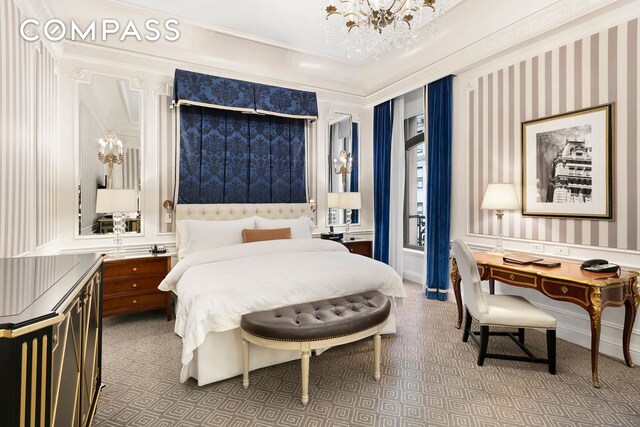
[173,69,315,205]
[179,106,306,204]
[173,69,318,119]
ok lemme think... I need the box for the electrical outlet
[554,246,569,256]
[531,243,544,253]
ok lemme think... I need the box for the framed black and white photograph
[521,103,613,219]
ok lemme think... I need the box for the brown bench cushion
[240,291,390,341]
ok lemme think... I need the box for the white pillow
[177,217,256,258]
[255,216,313,239]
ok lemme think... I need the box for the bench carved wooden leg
[374,333,381,381]
[242,339,250,389]
[301,350,310,406]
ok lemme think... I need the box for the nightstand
[102,254,172,320]
[342,239,373,258]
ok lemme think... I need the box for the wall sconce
[333,150,353,189]
[98,130,123,188]
[163,199,174,223]
[308,199,317,213]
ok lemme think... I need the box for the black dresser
[0,254,103,427]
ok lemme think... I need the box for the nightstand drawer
[103,276,164,297]
[104,257,168,279]
[343,240,373,258]
[103,292,167,317]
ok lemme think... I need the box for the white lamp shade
[328,192,361,209]
[96,189,138,213]
[327,192,340,209]
[481,184,520,211]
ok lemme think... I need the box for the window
[404,114,426,250]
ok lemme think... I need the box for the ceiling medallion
[323,0,444,57]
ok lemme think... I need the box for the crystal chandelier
[323,0,444,57]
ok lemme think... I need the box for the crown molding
[61,40,368,105]
[365,0,619,106]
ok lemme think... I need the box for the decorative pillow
[242,227,292,243]
[177,217,256,258]
[255,216,313,239]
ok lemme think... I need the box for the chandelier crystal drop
[323,0,444,57]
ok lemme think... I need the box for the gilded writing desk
[450,252,639,388]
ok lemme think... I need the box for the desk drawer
[103,292,167,316]
[490,268,537,287]
[541,279,589,307]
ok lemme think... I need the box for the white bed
[162,203,406,385]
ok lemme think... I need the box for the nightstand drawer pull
[132,283,137,288]
[132,267,138,272]
[132,299,137,304]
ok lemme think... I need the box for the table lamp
[328,192,361,241]
[481,183,520,255]
[96,189,138,257]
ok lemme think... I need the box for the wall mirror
[327,113,359,226]
[76,72,143,237]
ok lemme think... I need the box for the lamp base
[111,212,127,258]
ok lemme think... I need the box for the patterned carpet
[94,282,640,427]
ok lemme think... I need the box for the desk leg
[489,279,495,295]
[623,277,639,368]
[451,258,463,329]
[589,288,603,388]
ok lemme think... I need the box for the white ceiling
[49,0,624,97]
[117,0,464,61]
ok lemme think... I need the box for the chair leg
[477,326,489,366]
[518,328,525,345]
[547,329,557,375]
[462,308,473,343]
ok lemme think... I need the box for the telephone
[580,259,620,273]
[150,244,167,254]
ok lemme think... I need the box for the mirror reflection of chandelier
[324,0,443,56]
[333,150,353,189]
[98,130,124,189]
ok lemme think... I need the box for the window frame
[403,132,426,251]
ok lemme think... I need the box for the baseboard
[403,271,424,284]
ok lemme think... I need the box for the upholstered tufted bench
[240,291,391,405]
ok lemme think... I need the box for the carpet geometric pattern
[94,281,640,426]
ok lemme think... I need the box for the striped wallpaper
[468,18,639,251]
[1,0,58,257]
[157,93,176,233]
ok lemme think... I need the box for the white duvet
[159,239,406,377]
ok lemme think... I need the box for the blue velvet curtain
[373,101,394,263]
[351,122,359,224]
[178,106,306,204]
[425,75,453,300]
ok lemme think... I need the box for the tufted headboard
[176,203,311,221]
[175,203,313,253]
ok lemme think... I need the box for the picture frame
[521,103,614,219]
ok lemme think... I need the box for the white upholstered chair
[452,239,557,374]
